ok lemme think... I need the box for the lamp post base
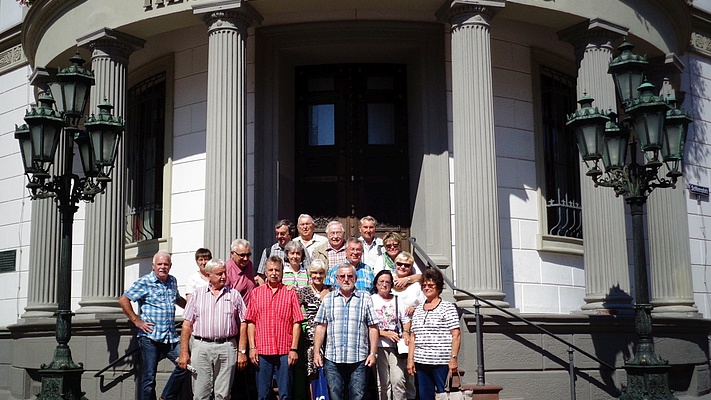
[619,363,676,400]
[37,366,87,400]
[36,344,87,400]
[619,304,677,400]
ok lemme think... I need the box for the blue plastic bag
[311,366,330,400]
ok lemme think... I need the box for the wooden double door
[295,64,410,237]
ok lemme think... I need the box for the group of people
[119,215,461,400]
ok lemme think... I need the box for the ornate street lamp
[15,53,124,400]
[567,42,692,400]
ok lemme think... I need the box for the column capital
[193,0,263,33]
[76,28,146,63]
[558,18,628,51]
[437,0,505,27]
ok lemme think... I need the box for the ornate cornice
[690,31,711,58]
[192,0,263,32]
[557,18,628,51]
[437,0,505,26]
[0,44,27,74]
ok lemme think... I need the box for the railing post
[568,346,576,400]
[475,298,485,386]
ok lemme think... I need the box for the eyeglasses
[421,283,436,289]
[233,251,252,258]
[377,280,392,286]
[396,262,412,268]
[385,244,399,249]
[337,274,355,280]
[328,232,344,238]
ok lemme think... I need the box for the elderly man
[325,238,375,293]
[357,216,383,267]
[178,259,248,400]
[313,263,379,400]
[295,213,328,255]
[312,220,348,270]
[226,239,256,306]
[119,251,187,400]
[257,219,312,285]
[246,255,304,400]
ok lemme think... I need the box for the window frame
[532,50,583,255]
[124,55,174,261]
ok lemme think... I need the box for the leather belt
[194,335,237,344]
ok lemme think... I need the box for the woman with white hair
[297,259,332,397]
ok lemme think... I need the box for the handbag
[311,366,330,400]
[434,371,465,400]
[394,297,409,357]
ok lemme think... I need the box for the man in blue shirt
[313,263,379,400]
[325,238,375,292]
[119,250,187,400]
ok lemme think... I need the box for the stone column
[648,181,699,315]
[20,70,62,320]
[445,0,507,308]
[75,29,144,316]
[193,1,261,260]
[560,20,634,314]
[21,186,61,319]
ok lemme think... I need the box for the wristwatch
[451,355,458,359]
[238,349,247,354]
[370,352,378,359]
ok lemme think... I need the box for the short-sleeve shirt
[315,289,379,364]
[185,271,209,295]
[372,294,410,348]
[359,236,383,268]
[225,258,256,307]
[245,283,303,355]
[411,300,459,365]
[123,271,181,343]
[183,285,246,339]
[282,267,310,288]
[325,262,375,293]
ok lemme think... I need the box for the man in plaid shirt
[313,263,380,400]
[246,255,304,400]
[119,251,187,400]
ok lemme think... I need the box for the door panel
[295,64,410,237]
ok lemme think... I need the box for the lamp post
[14,53,124,400]
[567,42,692,400]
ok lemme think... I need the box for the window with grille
[540,66,582,239]
[125,72,166,243]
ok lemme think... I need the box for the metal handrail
[94,345,139,377]
[407,237,616,399]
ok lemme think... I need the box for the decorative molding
[690,32,711,58]
[0,44,27,74]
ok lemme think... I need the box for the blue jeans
[256,354,292,400]
[138,336,187,400]
[322,358,368,400]
[415,363,449,400]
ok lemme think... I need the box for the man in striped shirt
[313,263,379,400]
[178,259,248,400]
[246,255,304,400]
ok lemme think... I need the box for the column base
[75,298,123,316]
[651,300,700,317]
[21,304,57,319]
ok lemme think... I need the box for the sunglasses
[396,262,412,268]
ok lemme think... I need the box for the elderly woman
[374,232,422,289]
[391,251,424,399]
[297,259,331,397]
[407,268,460,400]
[372,270,411,400]
[282,240,310,288]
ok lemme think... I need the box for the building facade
[1,0,711,399]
